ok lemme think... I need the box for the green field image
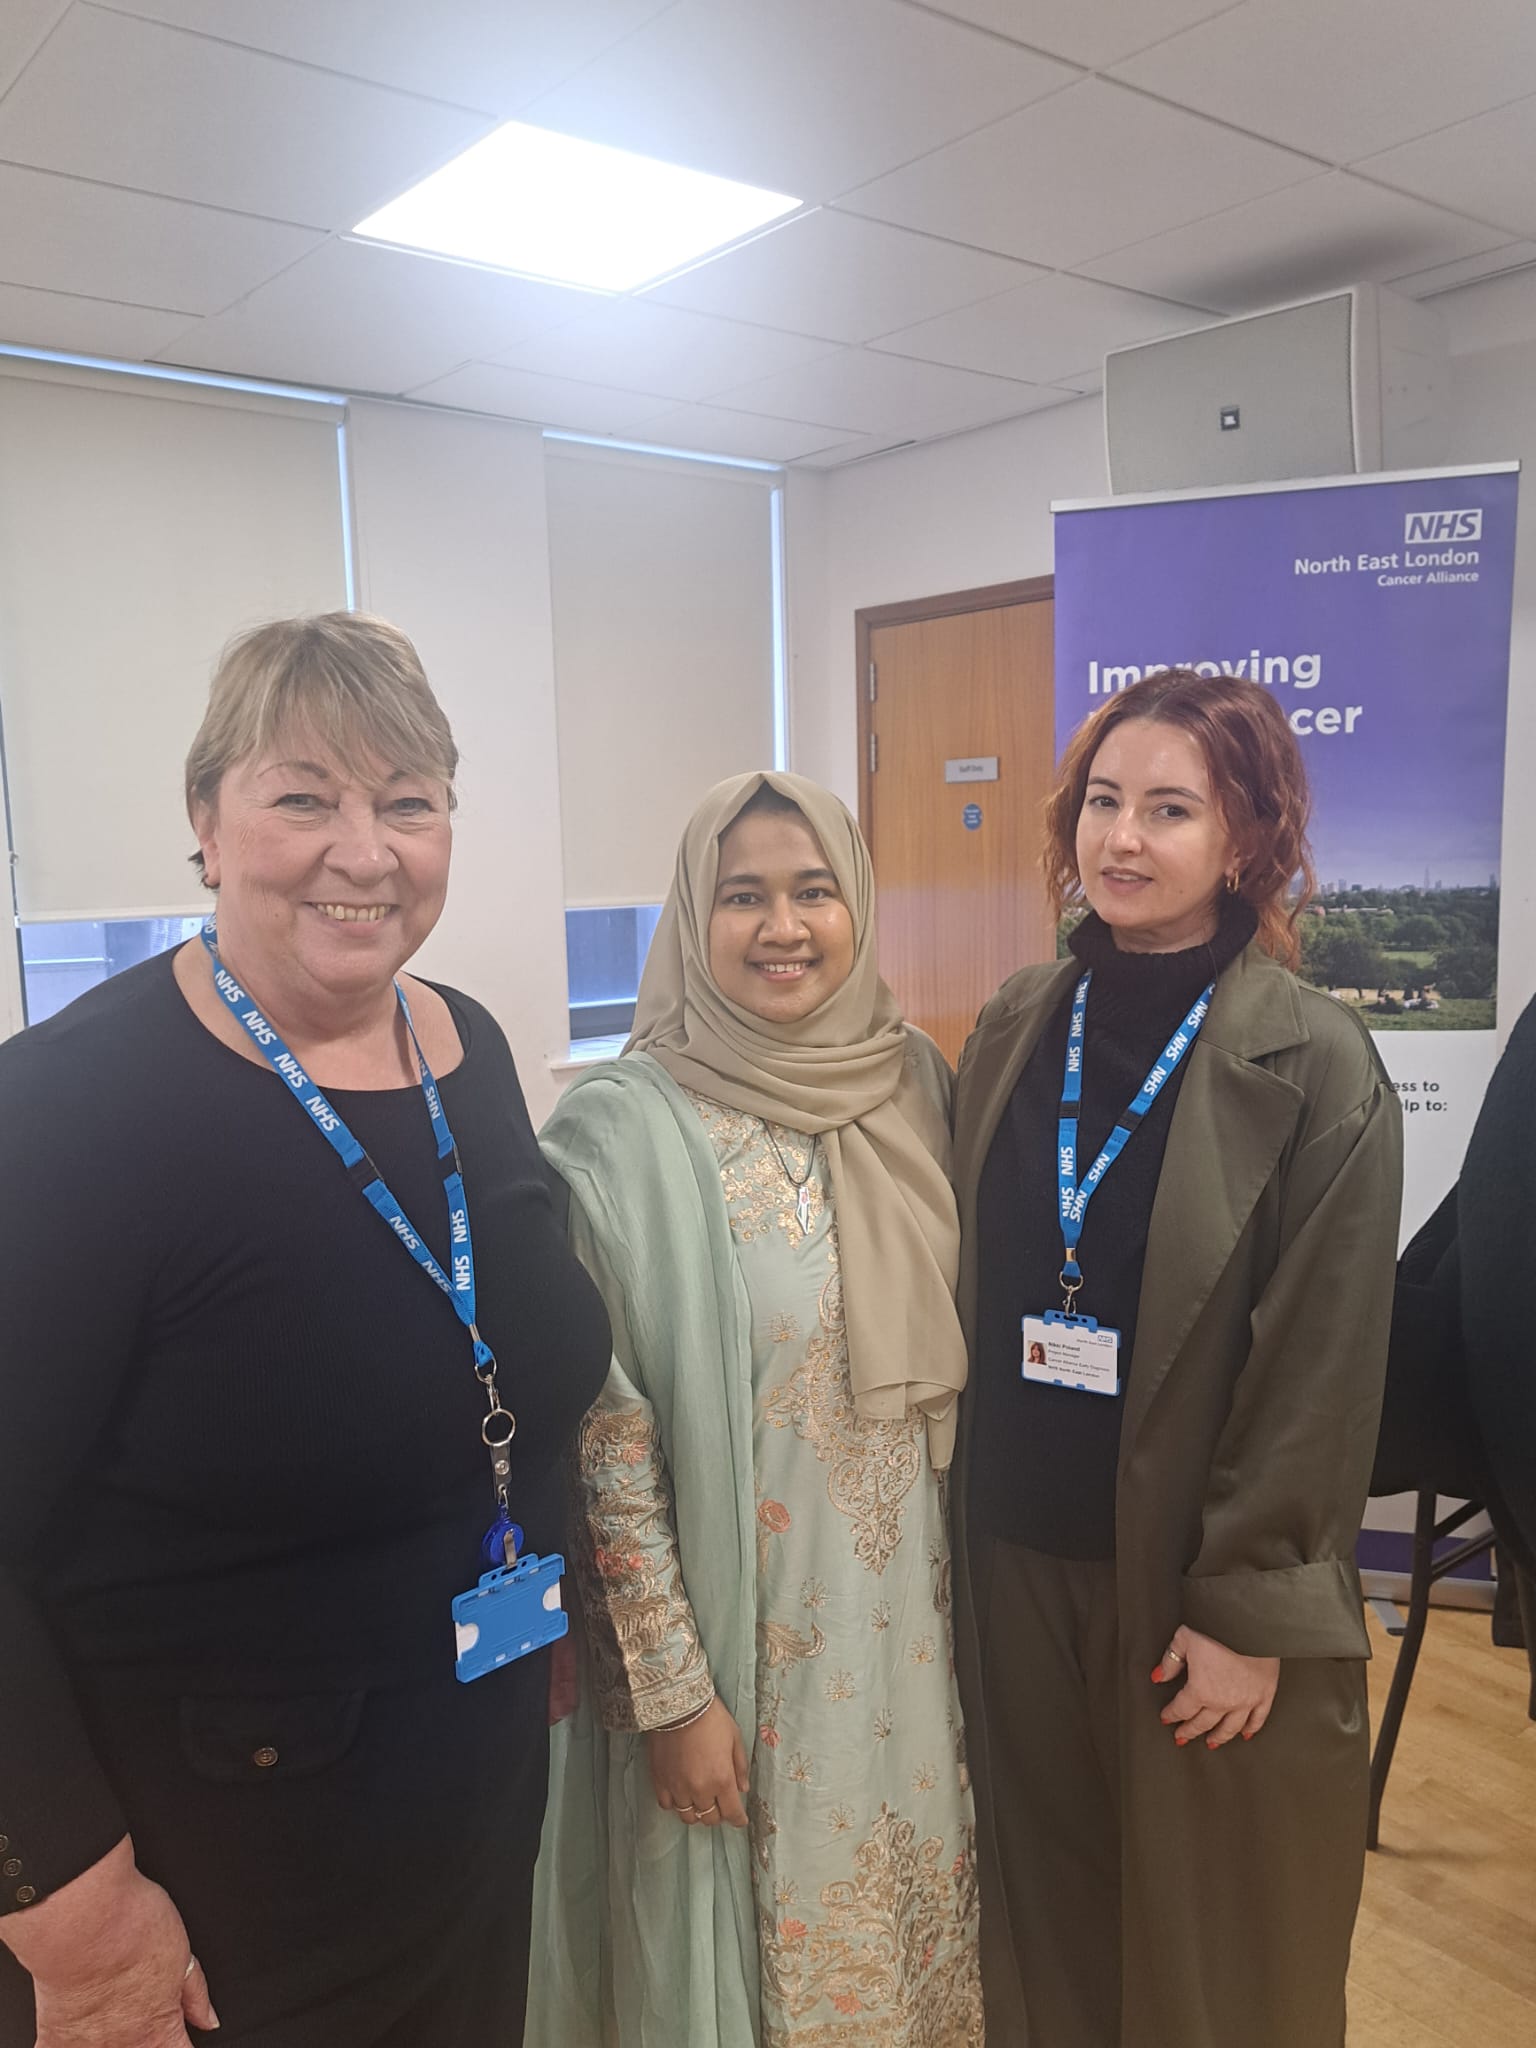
[1055,888,1498,1032]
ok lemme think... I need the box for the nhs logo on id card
[1404,509,1482,544]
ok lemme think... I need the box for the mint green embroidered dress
[529,1053,982,2048]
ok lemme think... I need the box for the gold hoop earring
[1225,869,1242,894]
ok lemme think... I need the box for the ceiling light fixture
[353,122,800,294]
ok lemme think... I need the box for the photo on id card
[1022,1313,1121,1396]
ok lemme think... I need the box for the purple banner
[1053,465,1520,1243]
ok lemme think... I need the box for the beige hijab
[627,770,967,1466]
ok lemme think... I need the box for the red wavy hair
[1042,669,1317,969]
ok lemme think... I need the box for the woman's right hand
[646,1697,751,1829]
[1,1836,219,2044]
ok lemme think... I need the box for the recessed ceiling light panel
[353,123,801,293]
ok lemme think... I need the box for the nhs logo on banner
[1405,509,1483,543]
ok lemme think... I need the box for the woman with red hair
[953,670,1402,2048]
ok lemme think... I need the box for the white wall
[347,398,572,1126]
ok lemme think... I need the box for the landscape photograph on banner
[1052,468,1519,1034]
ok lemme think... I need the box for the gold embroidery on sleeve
[574,1403,712,1732]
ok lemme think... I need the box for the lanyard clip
[1060,1261,1082,1318]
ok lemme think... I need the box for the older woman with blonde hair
[955,670,1402,2048]
[0,613,610,2047]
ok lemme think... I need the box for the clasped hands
[1152,1624,1279,1749]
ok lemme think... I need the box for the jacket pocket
[177,1690,366,1783]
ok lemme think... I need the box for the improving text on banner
[1052,462,1520,1239]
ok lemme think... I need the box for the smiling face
[707,806,857,1024]
[192,737,453,1011]
[1074,718,1239,953]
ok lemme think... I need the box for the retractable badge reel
[452,1370,570,1685]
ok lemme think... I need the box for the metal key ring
[481,1408,517,1448]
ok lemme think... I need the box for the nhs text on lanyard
[201,922,567,1682]
[1022,971,1213,1398]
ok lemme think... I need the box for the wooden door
[860,585,1056,1065]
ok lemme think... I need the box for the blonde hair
[185,613,457,873]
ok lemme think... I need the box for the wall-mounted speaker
[1104,284,1447,495]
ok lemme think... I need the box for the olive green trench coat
[952,941,1403,2048]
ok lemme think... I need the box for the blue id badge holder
[452,1552,568,1683]
[1022,1310,1122,1396]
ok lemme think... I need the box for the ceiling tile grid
[1357,97,1536,243]
[0,0,1532,463]
[1111,0,1536,166]
[836,78,1322,270]
[868,272,1218,382]
[87,0,676,119]
[0,4,493,229]
[1077,172,1512,314]
[490,301,841,404]
[157,240,598,395]
[0,161,326,315]
[913,1,1244,71]
[647,210,1046,345]
[522,0,1080,202]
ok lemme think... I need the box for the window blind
[546,444,777,909]
[0,360,348,919]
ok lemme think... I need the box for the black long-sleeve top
[971,900,1258,1558]
[0,949,611,1913]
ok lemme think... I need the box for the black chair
[1366,1490,1496,1850]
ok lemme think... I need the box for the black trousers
[976,1537,1123,2048]
[0,1653,549,2047]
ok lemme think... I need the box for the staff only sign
[1052,462,1520,1239]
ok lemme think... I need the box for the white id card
[1022,1311,1122,1396]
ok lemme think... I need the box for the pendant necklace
[762,1120,817,1236]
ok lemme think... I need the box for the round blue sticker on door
[963,802,983,831]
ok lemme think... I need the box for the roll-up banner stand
[1052,463,1520,1597]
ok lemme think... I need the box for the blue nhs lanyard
[1058,970,1213,1312]
[198,920,497,1384]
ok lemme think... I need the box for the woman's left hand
[1152,1625,1279,1748]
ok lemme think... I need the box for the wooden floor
[1349,1606,1536,2045]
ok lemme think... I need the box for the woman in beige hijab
[528,773,983,2048]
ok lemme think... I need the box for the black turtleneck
[971,897,1259,1559]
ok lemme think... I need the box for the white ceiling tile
[523,0,1078,203]
[872,274,1216,382]
[1077,172,1510,314]
[1388,242,1536,300]
[715,347,1069,437]
[0,163,322,313]
[0,0,68,94]
[0,5,490,230]
[648,209,1042,344]
[405,362,667,433]
[89,0,672,116]
[917,0,1240,69]
[1359,98,1536,242]
[624,405,849,462]
[840,78,1316,267]
[1112,0,1536,164]
[494,301,837,402]
[1433,265,1536,357]
[0,281,197,359]
[156,241,593,394]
